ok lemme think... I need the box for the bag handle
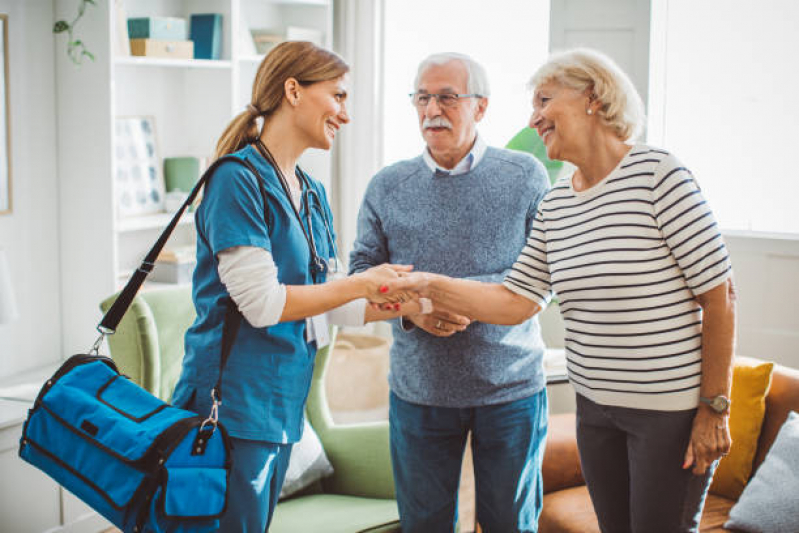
[97,155,259,335]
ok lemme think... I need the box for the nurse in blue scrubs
[171,41,420,532]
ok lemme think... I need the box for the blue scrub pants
[389,389,548,533]
[218,437,292,533]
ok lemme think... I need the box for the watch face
[712,396,730,412]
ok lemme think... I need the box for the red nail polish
[394,303,401,311]
[379,285,388,293]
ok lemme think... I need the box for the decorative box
[130,39,194,59]
[127,17,188,41]
[190,14,223,60]
[164,157,200,193]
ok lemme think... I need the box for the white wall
[0,0,60,379]
[726,235,799,369]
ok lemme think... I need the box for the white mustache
[423,117,453,130]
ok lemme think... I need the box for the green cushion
[100,287,195,401]
[271,494,400,533]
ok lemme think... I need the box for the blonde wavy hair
[213,41,349,160]
[529,48,645,142]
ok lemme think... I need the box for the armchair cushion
[724,411,799,533]
[710,358,773,499]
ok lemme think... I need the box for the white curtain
[331,0,385,264]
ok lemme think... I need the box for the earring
[587,109,593,115]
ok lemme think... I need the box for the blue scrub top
[171,145,335,443]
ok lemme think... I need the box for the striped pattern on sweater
[503,144,732,410]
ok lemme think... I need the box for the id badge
[311,314,330,348]
[305,316,316,344]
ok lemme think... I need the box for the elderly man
[349,53,550,532]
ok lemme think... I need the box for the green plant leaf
[53,21,69,33]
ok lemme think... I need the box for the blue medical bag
[17,157,260,532]
[19,354,230,532]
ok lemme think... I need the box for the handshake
[355,264,471,337]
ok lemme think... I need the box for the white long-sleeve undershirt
[217,246,367,328]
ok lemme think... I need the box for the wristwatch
[700,395,731,414]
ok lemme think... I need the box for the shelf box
[130,39,194,60]
[128,17,188,41]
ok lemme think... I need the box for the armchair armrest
[542,413,584,493]
[315,421,395,499]
[305,328,395,500]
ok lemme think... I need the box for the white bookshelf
[114,56,234,69]
[56,0,334,357]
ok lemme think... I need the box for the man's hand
[407,306,470,337]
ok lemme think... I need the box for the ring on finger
[436,320,443,329]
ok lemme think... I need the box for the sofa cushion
[539,486,600,533]
[270,494,400,533]
[540,486,737,533]
[710,358,773,499]
[279,419,334,499]
[754,364,799,470]
[724,411,799,533]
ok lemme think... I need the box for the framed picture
[0,15,12,216]
[114,116,165,217]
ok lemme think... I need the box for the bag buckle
[88,333,106,355]
[200,389,220,433]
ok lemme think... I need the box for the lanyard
[254,139,326,283]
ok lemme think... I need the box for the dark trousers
[575,394,716,533]
[389,390,548,533]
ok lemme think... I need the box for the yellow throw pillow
[710,358,774,500]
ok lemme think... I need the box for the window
[648,0,799,235]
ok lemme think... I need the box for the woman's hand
[683,408,732,475]
[356,264,417,304]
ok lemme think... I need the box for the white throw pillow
[279,418,334,499]
[724,411,799,533]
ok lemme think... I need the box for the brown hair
[213,41,350,160]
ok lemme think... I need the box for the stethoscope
[255,139,340,282]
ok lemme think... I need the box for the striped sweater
[503,144,732,411]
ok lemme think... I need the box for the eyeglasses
[409,92,483,108]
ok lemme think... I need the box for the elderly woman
[394,48,736,533]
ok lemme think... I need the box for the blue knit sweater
[349,147,551,407]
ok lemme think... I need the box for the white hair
[414,52,490,97]
[529,48,645,142]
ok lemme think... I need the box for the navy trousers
[389,389,548,533]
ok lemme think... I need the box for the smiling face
[530,80,595,162]
[415,61,487,168]
[294,75,350,150]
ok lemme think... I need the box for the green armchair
[100,287,400,533]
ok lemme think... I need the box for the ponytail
[213,110,260,161]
